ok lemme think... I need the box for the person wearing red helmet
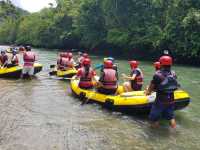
[22,46,36,78]
[66,52,75,68]
[77,53,89,68]
[62,52,69,58]
[57,53,67,70]
[154,61,161,71]
[57,52,75,70]
[145,56,179,129]
[122,60,144,92]
[97,60,118,95]
[76,58,96,89]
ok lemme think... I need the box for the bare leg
[170,118,176,129]
[123,82,132,92]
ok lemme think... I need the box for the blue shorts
[149,104,175,122]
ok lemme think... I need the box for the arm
[75,69,82,79]
[122,73,136,80]
[34,53,37,61]
[2,56,8,68]
[145,74,160,95]
[2,61,8,67]
[145,83,155,95]
[116,70,118,80]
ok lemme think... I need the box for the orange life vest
[79,67,94,88]
[23,52,35,67]
[101,68,117,89]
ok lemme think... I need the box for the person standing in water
[22,46,36,79]
[10,50,19,66]
[145,56,179,128]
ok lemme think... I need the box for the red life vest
[66,58,74,68]
[101,68,117,89]
[23,52,35,67]
[79,67,94,88]
[0,55,8,64]
[61,52,68,58]
[59,57,69,70]
[79,57,85,64]
[19,47,25,52]
[130,68,144,85]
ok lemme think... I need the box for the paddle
[80,81,102,105]
[81,92,96,105]
[63,77,78,80]
[94,63,103,70]
[49,64,57,76]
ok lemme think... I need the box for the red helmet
[104,60,113,68]
[83,58,91,66]
[159,56,172,66]
[129,60,139,69]
[68,52,73,58]
[59,53,64,57]
[60,52,68,58]
[83,53,88,58]
[153,61,161,70]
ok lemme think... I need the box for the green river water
[0,46,200,150]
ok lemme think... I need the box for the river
[0,45,200,150]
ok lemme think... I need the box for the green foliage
[0,18,18,43]
[0,0,200,64]
[75,0,107,48]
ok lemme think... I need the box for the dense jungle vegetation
[0,0,200,65]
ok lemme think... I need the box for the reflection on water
[0,46,199,149]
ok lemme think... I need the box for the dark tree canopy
[0,0,200,65]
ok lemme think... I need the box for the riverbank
[2,43,199,67]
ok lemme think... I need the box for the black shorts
[131,83,142,91]
[97,87,117,95]
[149,103,175,122]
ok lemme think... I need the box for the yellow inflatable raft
[49,68,77,78]
[0,63,43,78]
[70,77,190,113]
[57,68,77,78]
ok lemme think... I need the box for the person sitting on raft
[95,57,118,72]
[0,50,8,68]
[122,60,144,92]
[10,50,19,67]
[22,46,36,78]
[77,53,89,68]
[76,58,97,89]
[154,61,161,71]
[97,60,118,95]
[67,52,75,69]
[105,57,117,71]
[57,52,69,70]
